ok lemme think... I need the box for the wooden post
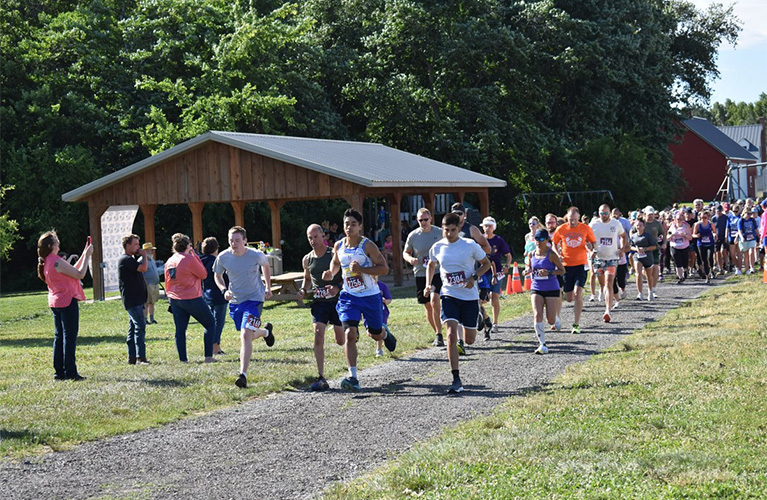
[140,204,157,248]
[388,192,403,286]
[344,193,364,213]
[420,191,436,219]
[478,189,490,218]
[268,200,285,249]
[231,201,246,228]
[87,203,109,301]
[452,191,465,205]
[188,202,204,246]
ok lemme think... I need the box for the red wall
[669,131,727,201]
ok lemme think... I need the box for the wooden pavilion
[63,131,507,298]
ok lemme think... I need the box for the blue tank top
[697,222,714,247]
[338,237,380,297]
[530,250,560,292]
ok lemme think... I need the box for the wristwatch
[472,273,479,281]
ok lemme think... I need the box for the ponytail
[37,231,57,282]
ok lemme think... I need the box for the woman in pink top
[165,233,217,363]
[37,231,93,380]
[667,211,693,284]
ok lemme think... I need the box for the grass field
[0,283,530,459]
[323,275,767,499]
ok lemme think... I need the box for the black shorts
[531,289,561,298]
[310,300,341,326]
[440,296,479,328]
[715,239,729,251]
[479,288,491,302]
[563,265,587,293]
[415,275,442,304]
[634,255,654,269]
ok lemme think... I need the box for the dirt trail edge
[0,279,720,500]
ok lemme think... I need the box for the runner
[692,210,716,282]
[552,206,596,334]
[322,209,396,391]
[403,208,444,347]
[544,213,563,331]
[711,204,730,275]
[737,208,759,274]
[526,229,565,354]
[481,216,511,337]
[612,208,632,300]
[425,212,491,393]
[629,218,658,299]
[642,206,664,297]
[727,204,743,274]
[589,204,628,322]
[667,211,693,284]
[297,224,345,392]
[213,226,276,389]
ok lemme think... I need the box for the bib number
[313,287,329,299]
[495,271,505,282]
[701,236,711,244]
[245,314,262,331]
[600,237,613,247]
[445,271,466,286]
[345,276,365,290]
[533,269,548,280]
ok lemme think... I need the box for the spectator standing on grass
[141,242,159,325]
[200,237,228,355]
[165,233,217,363]
[37,231,93,380]
[118,234,150,366]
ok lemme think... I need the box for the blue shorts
[563,265,587,293]
[310,300,341,326]
[336,291,383,331]
[440,296,480,329]
[229,300,263,331]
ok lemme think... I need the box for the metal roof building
[64,131,506,295]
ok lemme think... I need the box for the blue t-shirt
[727,214,741,241]
[737,217,758,241]
[200,253,227,305]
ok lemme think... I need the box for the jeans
[169,297,216,360]
[126,304,147,360]
[208,302,228,345]
[51,298,79,378]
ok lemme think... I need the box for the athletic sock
[451,369,460,381]
[349,366,357,379]
[535,321,546,346]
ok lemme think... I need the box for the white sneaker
[652,291,657,300]
[554,316,562,332]
[375,348,384,358]
[597,292,603,302]
[636,293,643,301]
[747,268,754,275]
[647,293,653,301]
[534,344,549,355]
[735,268,742,275]
[620,289,627,300]
[588,295,596,302]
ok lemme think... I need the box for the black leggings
[698,245,714,276]
[613,263,628,294]
[671,247,689,270]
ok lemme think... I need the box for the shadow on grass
[0,335,126,349]
[113,378,192,388]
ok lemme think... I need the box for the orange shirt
[552,223,596,266]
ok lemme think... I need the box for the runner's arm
[322,242,341,281]
[471,225,492,254]
[425,260,437,298]
[361,239,389,276]
[298,255,311,297]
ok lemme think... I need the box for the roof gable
[684,117,758,161]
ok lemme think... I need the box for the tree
[0,186,20,261]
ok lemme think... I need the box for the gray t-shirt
[212,248,268,304]
[404,226,443,277]
[630,232,657,259]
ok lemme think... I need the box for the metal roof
[717,123,763,156]
[63,131,506,202]
[683,117,758,161]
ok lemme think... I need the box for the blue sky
[689,0,767,104]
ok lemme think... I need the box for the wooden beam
[231,200,246,228]
[268,200,285,249]
[189,202,204,246]
[478,189,490,218]
[344,189,364,213]
[419,191,436,218]
[229,146,242,201]
[387,192,403,286]
[87,203,109,301]
[140,204,157,248]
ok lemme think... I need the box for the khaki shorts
[146,284,160,304]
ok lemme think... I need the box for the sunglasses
[529,222,538,226]
[452,211,464,216]
[534,237,548,242]
[599,212,610,216]
[417,218,430,222]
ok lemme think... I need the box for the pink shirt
[761,212,767,240]
[165,252,207,300]
[668,223,691,250]
[44,254,86,308]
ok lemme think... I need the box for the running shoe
[433,334,445,347]
[310,377,329,392]
[620,289,627,300]
[534,344,549,355]
[588,295,596,302]
[658,274,664,282]
[340,376,361,391]
[448,378,464,394]
[647,293,653,302]
[263,323,275,347]
[705,277,711,284]
[491,325,499,334]
[375,348,384,357]
[698,268,706,279]
[603,312,611,323]
[636,293,643,301]
[747,268,754,275]
[571,324,581,334]
[735,268,742,275]
[554,316,562,332]
[652,291,657,300]
[484,317,493,331]
[484,330,491,341]
[676,278,684,285]
[457,339,466,355]
[235,374,247,389]
[383,330,397,352]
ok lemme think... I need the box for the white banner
[101,205,139,294]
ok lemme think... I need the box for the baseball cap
[481,216,497,229]
[533,229,550,241]
[761,199,767,208]
[715,205,723,211]
[451,202,466,214]
[643,205,656,215]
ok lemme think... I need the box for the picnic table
[268,271,305,305]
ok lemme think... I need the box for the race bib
[533,269,548,280]
[422,256,429,266]
[637,249,646,258]
[345,276,365,290]
[313,287,329,299]
[674,238,684,245]
[701,236,711,244]
[495,271,505,282]
[445,271,466,286]
[600,237,613,247]
[245,313,262,331]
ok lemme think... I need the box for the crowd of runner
[37,197,765,393]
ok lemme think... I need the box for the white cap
[643,205,656,215]
[481,216,497,229]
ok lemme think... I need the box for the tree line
[1,0,740,291]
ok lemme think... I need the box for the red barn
[670,117,758,201]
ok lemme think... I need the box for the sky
[687,0,767,104]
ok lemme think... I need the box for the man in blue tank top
[323,209,397,391]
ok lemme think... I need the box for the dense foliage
[1,0,740,290]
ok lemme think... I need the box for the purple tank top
[530,250,560,292]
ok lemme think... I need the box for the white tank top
[338,237,380,297]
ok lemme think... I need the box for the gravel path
[0,278,721,500]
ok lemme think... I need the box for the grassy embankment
[324,275,767,499]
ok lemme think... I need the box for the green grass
[0,284,530,459]
[323,276,767,499]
